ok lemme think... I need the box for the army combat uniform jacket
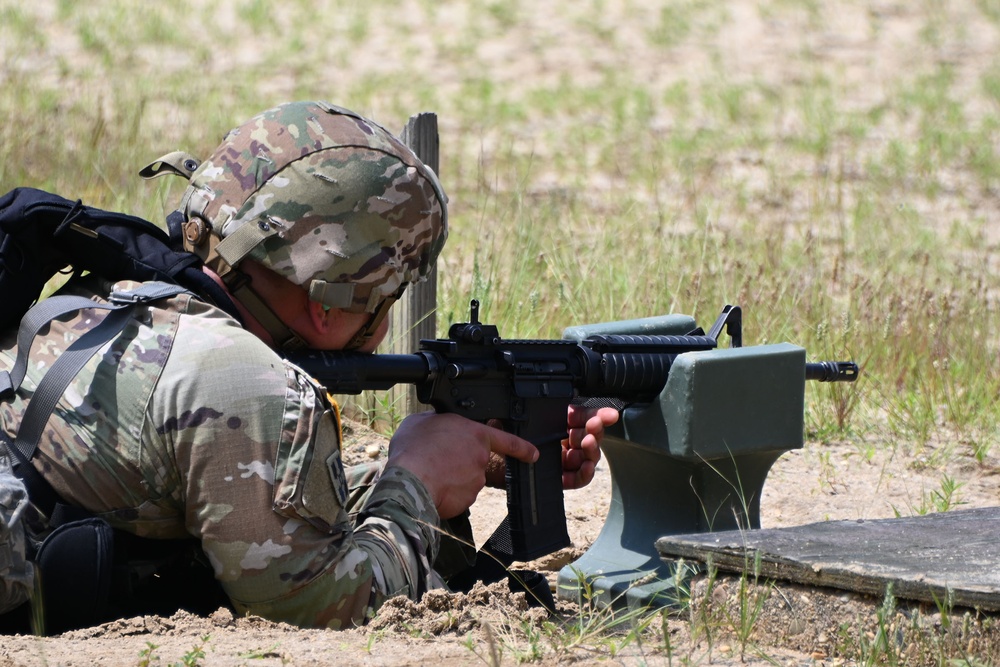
[0,277,442,628]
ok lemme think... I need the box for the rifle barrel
[287,351,433,394]
[805,361,859,383]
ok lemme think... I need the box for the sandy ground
[1,419,997,666]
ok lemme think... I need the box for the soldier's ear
[306,299,332,334]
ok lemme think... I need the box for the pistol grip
[484,430,570,563]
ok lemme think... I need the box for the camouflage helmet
[142,101,448,319]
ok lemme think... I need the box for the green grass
[3,0,1000,661]
[3,0,997,465]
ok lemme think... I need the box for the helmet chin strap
[342,286,406,351]
[226,270,310,351]
[178,211,404,353]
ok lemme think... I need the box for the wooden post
[388,112,440,416]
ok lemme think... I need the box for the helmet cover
[179,101,448,314]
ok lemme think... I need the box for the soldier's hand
[385,412,538,519]
[561,405,618,490]
[481,406,619,490]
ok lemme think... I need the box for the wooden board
[655,506,1000,611]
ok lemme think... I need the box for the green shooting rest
[556,312,807,614]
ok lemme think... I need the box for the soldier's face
[348,316,390,353]
[319,308,390,353]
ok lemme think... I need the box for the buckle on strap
[108,290,145,305]
[108,282,189,306]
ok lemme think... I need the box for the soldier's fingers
[485,427,538,463]
[566,404,591,429]
[566,417,614,452]
[566,405,619,430]
[592,407,620,429]
[562,459,597,489]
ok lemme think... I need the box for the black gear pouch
[33,517,115,635]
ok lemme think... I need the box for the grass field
[2,1,1000,662]
[5,0,1000,447]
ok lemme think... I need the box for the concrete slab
[655,506,1000,611]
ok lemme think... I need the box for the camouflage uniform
[0,448,31,614]
[0,277,443,628]
[0,102,451,629]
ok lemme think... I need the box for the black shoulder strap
[0,188,245,538]
[1,282,188,520]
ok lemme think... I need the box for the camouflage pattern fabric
[0,277,445,628]
[0,450,32,615]
[177,101,448,314]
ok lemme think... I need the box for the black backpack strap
[2,296,120,522]
[2,282,188,466]
[0,295,107,399]
[1,283,189,523]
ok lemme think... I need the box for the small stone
[210,607,234,627]
[365,444,382,459]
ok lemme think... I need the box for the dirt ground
[2,417,998,667]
